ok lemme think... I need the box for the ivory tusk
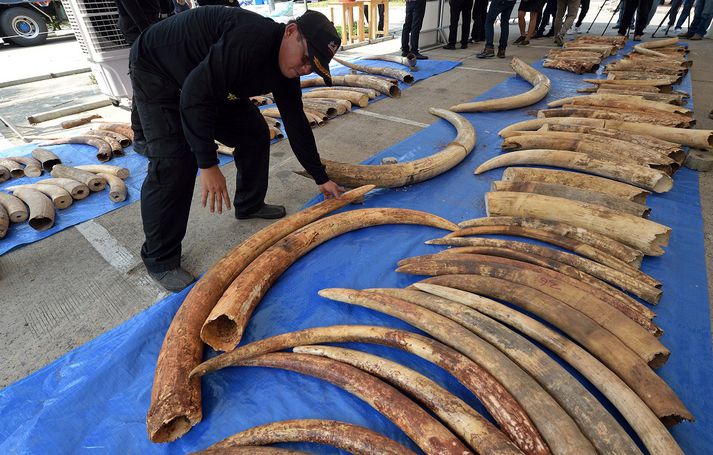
[607,71,681,84]
[92,122,134,140]
[373,288,642,455]
[82,132,124,156]
[200,208,458,352]
[88,128,131,148]
[7,156,43,177]
[268,126,283,140]
[450,58,550,112]
[546,94,692,116]
[96,173,127,202]
[199,447,305,454]
[0,166,9,182]
[302,75,401,97]
[303,89,369,108]
[40,178,90,200]
[0,203,7,238]
[454,216,646,269]
[538,107,694,128]
[206,419,417,455]
[491,180,650,217]
[300,100,340,117]
[146,185,375,443]
[50,165,106,192]
[262,115,281,128]
[595,89,687,105]
[485,191,671,255]
[296,108,475,188]
[40,136,113,162]
[235,353,473,455]
[403,273,693,425]
[293,345,522,455]
[361,53,418,69]
[5,184,72,209]
[261,108,282,119]
[606,63,685,76]
[397,253,668,364]
[249,95,272,106]
[474,150,674,193]
[31,148,61,171]
[317,288,597,455]
[542,58,599,74]
[0,191,29,222]
[413,282,684,455]
[11,188,54,231]
[74,164,129,180]
[190,324,545,455]
[584,78,674,87]
[334,57,415,83]
[634,37,680,59]
[310,85,379,99]
[0,158,24,178]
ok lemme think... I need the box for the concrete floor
[0,25,712,388]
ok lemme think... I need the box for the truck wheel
[0,7,48,47]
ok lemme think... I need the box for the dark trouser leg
[214,100,271,216]
[471,0,488,39]
[484,0,504,47]
[402,1,414,51]
[669,0,683,25]
[410,0,427,52]
[635,0,653,33]
[448,0,462,44]
[461,0,474,43]
[576,0,590,26]
[499,1,517,48]
[378,4,385,30]
[619,0,639,34]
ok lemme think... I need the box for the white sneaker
[574,25,582,33]
[674,27,683,34]
[566,27,575,35]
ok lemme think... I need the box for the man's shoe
[476,47,495,58]
[513,35,525,44]
[566,27,575,35]
[678,31,693,38]
[148,267,195,293]
[690,33,703,40]
[533,31,545,39]
[554,35,564,46]
[519,38,530,46]
[442,43,456,49]
[460,43,468,49]
[236,203,287,220]
[633,34,642,41]
[709,109,713,120]
[401,50,410,57]
[574,25,582,33]
[413,52,429,60]
[544,29,555,37]
[674,27,683,34]
[497,47,506,58]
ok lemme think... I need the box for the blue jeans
[692,0,713,34]
[687,0,707,32]
[485,0,517,49]
[402,0,427,53]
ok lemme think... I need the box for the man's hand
[319,180,345,199]
[199,165,231,214]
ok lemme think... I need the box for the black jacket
[116,0,173,44]
[131,6,328,184]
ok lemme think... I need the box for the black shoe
[497,47,506,58]
[236,203,287,220]
[709,110,713,120]
[513,35,525,44]
[677,31,693,38]
[544,30,555,37]
[460,43,468,49]
[148,267,195,293]
[413,52,429,60]
[533,32,544,39]
[133,137,147,155]
[442,43,456,49]
[476,47,495,58]
[401,50,410,57]
[519,38,530,46]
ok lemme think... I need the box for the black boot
[236,203,287,220]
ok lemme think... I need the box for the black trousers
[536,0,558,32]
[575,0,590,26]
[448,0,475,45]
[619,0,654,35]
[402,0,427,53]
[130,67,270,273]
[364,3,385,31]
[471,0,488,40]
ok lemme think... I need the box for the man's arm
[117,0,158,31]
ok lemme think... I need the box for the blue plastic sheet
[0,59,459,256]
[1,44,712,454]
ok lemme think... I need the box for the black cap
[296,10,341,86]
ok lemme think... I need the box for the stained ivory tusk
[296,108,475,188]
[206,419,417,455]
[475,150,673,193]
[12,187,54,231]
[31,148,61,171]
[450,58,550,112]
[7,156,43,177]
[50,165,106,192]
[303,89,369,108]
[361,53,418,69]
[547,93,691,115]
[5,184,72,209]
[96,173,127,202]
[146,186,375,443]
[302,74,401,97]
[75,164,129,180]
[40,136,113,162]
[92,122,134,140]
[40,178,90,200]
[0,203,7,238]
[0,191,29,222]
[334,57,415,83]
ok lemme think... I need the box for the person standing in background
[534,0,557,37]
[476,0,517,58]
[513,0,544,45]
[364,3,385,35]
[552,0,580,45]
[668,0,694,34]
[443,0,475,49]
[173,0,192,14]
[469,0,487,42]
[571,0,589,33]
[402,0,429,59]
[618,0,653,40]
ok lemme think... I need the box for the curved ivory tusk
[430,237,661,305]
[234,353,473,455]
[0,203,7,238]
[201,208,458,352]
[362,53,418,69]
[31,148,62,171]
[538,107,694,128]
[262,115,281,128]
[450,58,550,112]
[313,85,379,99]
[485,192,670,255]
[0,158,24,178]
[303,89,369,108]
[50,165,107,192]
[634,38,680,59]
[96,173,127,202]
[146,186,375,443]
[297,108,475,188]
[7,156,42,177]
[334,57,415,83]
[372,288,641,455]
[453,216,646,270]
[302,74,401,98]
[474,150,674,193]
[88,128,132,148]
[5,184,72,209]
[207,419,416,455]
[40,178,90,200]
[41,136,113,162]
[200,448,306,454]
[547,94,691,115]
[317,288,596,455]
[413,282,684,455]
[294,345,522,455]
[261,108,283,119]
[268,126,283,139]
[303,98,349,115]
[191,324,545,455]
[491,180,650,217]
[0,165,10,182]
[397,253,668,365]
[92,122,134,140]
[407,274,692,425]
[82,132,124,156]
[0,191,29,222]
[11,188,54,231]
[249,95,272,106]
[74,164,129,180]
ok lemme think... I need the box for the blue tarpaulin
[0,58,460,256]
[1,45,712,454]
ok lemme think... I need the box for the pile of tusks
[36,122,134,162]
[544,35,627,74]
[0,163,130,238]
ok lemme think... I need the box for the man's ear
[284,22,299,38]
